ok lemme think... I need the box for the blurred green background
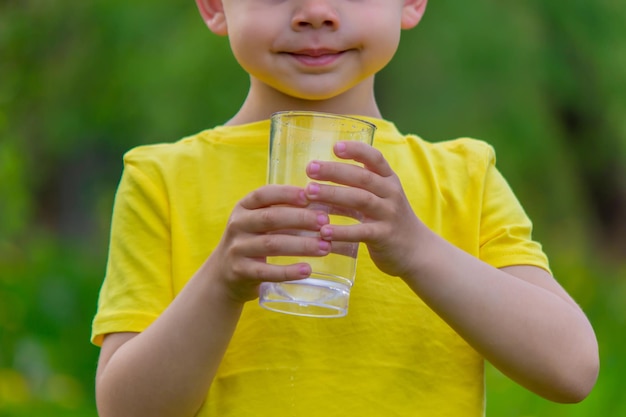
[1,0,624,416]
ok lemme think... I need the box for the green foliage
[0,234,102,414]
[1,0,624,415]
[379,0,626,251]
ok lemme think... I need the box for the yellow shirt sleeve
[477,144,550,272]
[91,147,174,346]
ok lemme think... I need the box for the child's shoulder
[123,122,269,164]
[118,123,269,182]
[429,137,497,171]
[373,118,496,162]
[123,130,210,160]
[387,127,497,169]
[416,135,495,159]
[115,131,216,182]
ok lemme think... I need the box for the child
[92,1,599,416]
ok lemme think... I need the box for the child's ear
[401,0,428,29]
[195,0,228,35]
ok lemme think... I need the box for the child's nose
[291,0,340,31]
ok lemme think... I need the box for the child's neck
[225,77,383,125]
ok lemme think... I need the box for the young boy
[92,1,599,416]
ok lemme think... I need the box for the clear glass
[259,111,376,318]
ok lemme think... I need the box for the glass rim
[270,110,377,131]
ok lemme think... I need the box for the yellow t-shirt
[92,117,549,417]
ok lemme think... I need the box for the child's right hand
[205,184,331,304]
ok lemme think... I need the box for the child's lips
[288,49,346,67]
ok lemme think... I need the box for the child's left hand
[304,141,427,279]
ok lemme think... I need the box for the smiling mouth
[287,49,346,67]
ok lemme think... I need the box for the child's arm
[95,185,331,417]
[304,141,599,403]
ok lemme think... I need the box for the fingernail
[299,264,311,277]
[308,162,320,175]
[320,226,332,239]
[317,213,329,226]
[307,182,320,195]
[318,240,330,252]
[335,142,346,154]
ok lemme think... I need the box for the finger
[241,234,332,258]
[333,141,394,178]
[304,181,381,215]
[307,161,386,197]
[320,222,381,245]
[241,206,330,234]
[238,261,312,284]
[240,185,308,210]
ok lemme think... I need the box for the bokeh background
[1,0,624,416]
